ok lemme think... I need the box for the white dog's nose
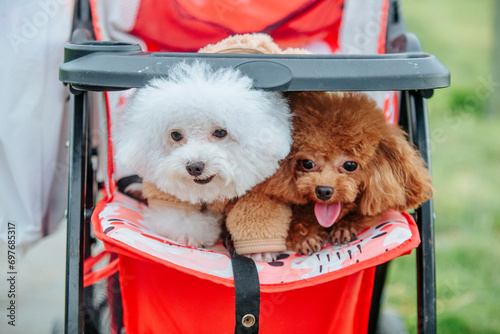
[186,161,205,176]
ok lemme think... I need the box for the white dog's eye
[342,161,358,172]
[213,129,227,139]
[171,131,183,141]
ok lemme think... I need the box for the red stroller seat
[61,0,449,333]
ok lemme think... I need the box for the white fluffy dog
[114,61,292,247]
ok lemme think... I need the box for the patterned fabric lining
[93,192,419,287]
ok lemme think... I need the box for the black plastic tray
[60,41,450,92]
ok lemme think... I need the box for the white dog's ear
[241,91,293,160]
[112,88,156,180]
[215,89,293,197]
[359,127,433,216]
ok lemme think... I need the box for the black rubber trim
[116,175,142,193]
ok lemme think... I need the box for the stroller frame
[61,1,449,333]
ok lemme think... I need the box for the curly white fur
[115,61,292,203]
[113,61,293,244]
[143,206,223,247]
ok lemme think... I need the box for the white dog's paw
[175,235,205,248]
[246,252,281,263]
[144,206,222,248]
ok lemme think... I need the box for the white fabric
[0,0,74,254]
[89,0,142,182]
[97,0,144,47]
[339,0,386,55]
[339,0,398,119]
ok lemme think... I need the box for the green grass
[383,1,500,333]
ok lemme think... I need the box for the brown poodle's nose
[186,161,205,176]
[315,186,333,201]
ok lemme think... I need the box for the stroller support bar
[59,42,450,92]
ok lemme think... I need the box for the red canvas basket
[117,256,375,333]
[87,192,420,333]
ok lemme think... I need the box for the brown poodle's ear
[359,127,433,216]
[261,147,304,203]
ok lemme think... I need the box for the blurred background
[385,0,500,333]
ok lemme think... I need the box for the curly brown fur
[254,91,433,254]
[212,35,431,258]
[199,33,283,54]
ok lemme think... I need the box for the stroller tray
[60,41,451,92]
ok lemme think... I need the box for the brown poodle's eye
[213,129,227,139]
[171,131,183,141]
[342,161,358,172]
[301,160,316,170]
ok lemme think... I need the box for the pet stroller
[60,0,450,333]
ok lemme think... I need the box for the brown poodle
[284,91,433,254]
[227,91,433,259]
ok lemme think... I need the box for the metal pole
[413,91,437,334]
[64,91,87,334]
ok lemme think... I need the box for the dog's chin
[161,174,241,204]
[193,175,215,185]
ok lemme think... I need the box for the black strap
[226,238,260,334]
[116,175,142,193]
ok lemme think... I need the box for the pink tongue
[314,203,341,227]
